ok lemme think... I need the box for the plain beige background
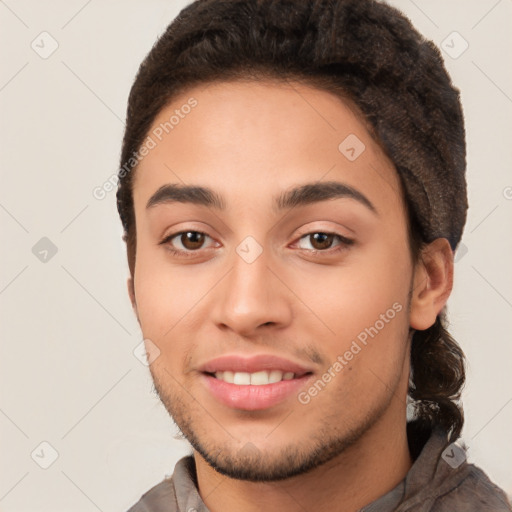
[1,0,511,510]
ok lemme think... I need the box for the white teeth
[223,371,234,383]
[233,372,251,385]
[250,370,270,385]
[213,370,296,385]
[268,370,284,383]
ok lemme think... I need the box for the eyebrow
[146,181,378,215]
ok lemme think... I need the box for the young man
[116,0,511,510]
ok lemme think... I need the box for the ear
[409,237,454,331]
[127,277,138,319]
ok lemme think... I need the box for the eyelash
[159,230,354,259]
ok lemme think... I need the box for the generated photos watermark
[93,97,198,200]
[298,301,403,405]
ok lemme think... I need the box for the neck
[194,414,412,512]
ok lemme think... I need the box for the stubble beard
[149,366,396,482]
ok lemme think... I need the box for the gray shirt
[126,427,511,511]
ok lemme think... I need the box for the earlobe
[409,238,454,331]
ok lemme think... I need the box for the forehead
[132,79,404,217]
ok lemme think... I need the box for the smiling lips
[199,354,314,410]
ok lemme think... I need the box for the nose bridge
[211,237,292,333]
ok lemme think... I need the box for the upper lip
[198,354,314,377]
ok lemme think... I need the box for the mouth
[201,371,313,410]
[198,354,315,410]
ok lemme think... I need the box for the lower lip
[202,373,313,410]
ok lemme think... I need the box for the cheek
[133,268,196,378]
[297,241,411,384]
[310,252,409,341]
[133,243,187,337]
[133,243,217,374]
[300,289,410,418]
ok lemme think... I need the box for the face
[130,79,417,481]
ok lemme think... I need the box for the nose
[210,246,293,337]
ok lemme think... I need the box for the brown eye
[159,230,214,256]
[179,231,205,250]
[308,233,335,250]
[296,232,354,253]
